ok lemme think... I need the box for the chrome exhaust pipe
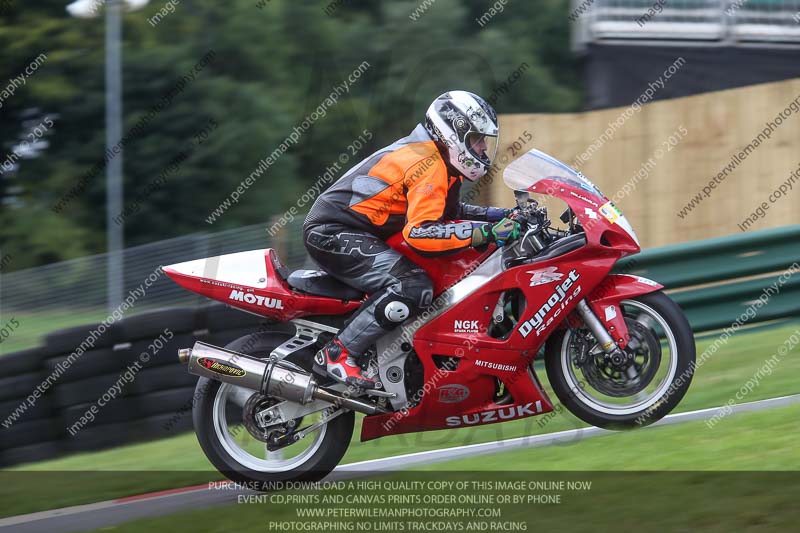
[179,342,386,415]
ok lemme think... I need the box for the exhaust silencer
[180,342,386,415]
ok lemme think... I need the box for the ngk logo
[229,290,284,309]
[454,320,479,333]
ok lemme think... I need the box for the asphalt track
[3,393,800,533]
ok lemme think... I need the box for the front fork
[575,299,628,368]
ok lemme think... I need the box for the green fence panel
[615,225,800,288]
[613,225,800,332]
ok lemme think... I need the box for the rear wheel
[545,291,695,429]
[193,329,354,487]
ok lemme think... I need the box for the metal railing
[573,0,800,46]
[0,218,310,354]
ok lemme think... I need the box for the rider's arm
[458,202,510,222]
[402,158,480,255]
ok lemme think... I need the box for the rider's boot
[313,338,376,390]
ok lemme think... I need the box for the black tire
[53,372,135,408]
[193,328,354,488]
[44,322,121,354]
[138,386,196,415]
[545,291,695,430]
[121,307,198,341]
[206,327,271,349]
[60,396,139,427]
[0,441,64,467]
[127,364,198,395]
[0,347,44,375]
[44,347,137,384]
[128,332,197,369]
[1,417,63,450]
[196,303,269,332]
[0,372,43,402]
[0,394,53,424]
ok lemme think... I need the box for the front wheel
[193,329,355,488]
[545,291,695,430]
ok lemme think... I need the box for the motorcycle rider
[304,91,521,389]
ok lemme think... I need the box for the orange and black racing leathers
[303,124,507,356]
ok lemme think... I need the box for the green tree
[0,0,580,271]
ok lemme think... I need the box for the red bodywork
[165,178,662,442]
[163,249,363,322]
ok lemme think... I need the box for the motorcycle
[164,149,696,486]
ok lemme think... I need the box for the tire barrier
[0,302,271,467]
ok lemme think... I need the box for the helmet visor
[465,132,498,166]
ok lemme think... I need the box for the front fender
[584,274,664,350]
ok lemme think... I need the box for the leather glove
[472,217,522,247]
[485,207,512,222]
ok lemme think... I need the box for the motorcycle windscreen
[503,149,605,198]
[503,149,639,245]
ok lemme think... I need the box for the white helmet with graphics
[424,90,499,181]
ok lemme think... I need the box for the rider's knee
[375,273,432,328]
[398,270,433,309]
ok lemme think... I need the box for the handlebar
[504,193,575,266]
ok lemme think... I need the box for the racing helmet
[424,90,499,181]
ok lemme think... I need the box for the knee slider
[375,291,416,328]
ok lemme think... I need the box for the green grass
[86,403,800,533]
[0,305,173,354]
[2,320,799,518]
[0,309,111,354]
[419,400,800,471]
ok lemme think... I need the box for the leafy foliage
[0,0,579,270]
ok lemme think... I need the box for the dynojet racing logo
[519,269,581,338]
[197,357,246,378]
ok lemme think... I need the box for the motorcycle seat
[287,270,364,301]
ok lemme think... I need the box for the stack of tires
[0,347,60,465]
[0,303,270,466]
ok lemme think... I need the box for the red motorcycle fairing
[360,248,619,440]
[361,177,645,441]
[163,249,361,321]
[385,233,497,295]
[584,274,664,349]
